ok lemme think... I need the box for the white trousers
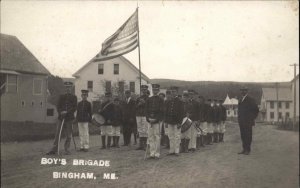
[220,121,226,133]
[78,122,89,149]
[167,123,181,154]
[214,123,221,133]
[148,122,161,157]
[136,116,148,138]
[207,123,214,134]
[100,125,113,136]
[111,126,121,136]
[199,122,208,136]
[189,122,198,149]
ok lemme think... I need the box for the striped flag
[95,9,138,61]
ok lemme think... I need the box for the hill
[151,79,291,104]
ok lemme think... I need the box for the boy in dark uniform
[212,99,221,143]
[99,92,114,149]
[146,84,164,159]
[219,99,227,142]
[186,90,199,152]
[111,97,123,148]
[164,86,184,156]
[76,89,92,152]
[46,82,77,155]
[135,86,149,150]
[206,99,214,145]
[197,96,208,148]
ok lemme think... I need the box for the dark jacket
[164,97,184,125]
[220,105,227,121]
[146,95,164,123]
[136,95,148,116]
[238,95,259,126]
[57,93,77,121]
[76,100,92,122]
[198,103,209,122]
[99,101,114,126]
[186,99,199,121]
[123,98,136,123]
[112,104,123,127]
[206,105,214,123]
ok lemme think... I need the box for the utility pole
[275,82,279,123]
[290,63,299,130]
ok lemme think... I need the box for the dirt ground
[1,122,299,188]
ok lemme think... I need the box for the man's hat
[159,93,166,97]
[170,86,179,91]
[104,91,112,97]
[152,84,160,89]
[64,82,73,87]
[81,89,89,94]
[240,86,249,91]
[141,85,148,90]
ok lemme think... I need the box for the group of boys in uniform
[46,82,227,159]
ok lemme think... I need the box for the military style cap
[81,89,89,94]
[183,92,189,97]
[170,86,179,91]
[152,84,160,89]
[105,92,112,97]
[141,85,149,90]
[198,95,205,99]
[207,98,212,101]
[166,90,172,95]
[177,94,182,98]
[125,90,131,94]
[64,82,73,87]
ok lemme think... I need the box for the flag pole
[137,7,142,95]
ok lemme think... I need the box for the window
[98,64,104,74]
[40,101,43,108]
[47,109,54,116]
[33,79,42,95]
[0,74,7,93]
[227,110,230,116]
[87,81,93,92]
[0,74,18,93]
[105,81,111,92]
[278,102,282,109]
[285,102,290,109]
[130,82,135,93]
[285,112,290,118]
[114,64,119,75]
[278,112,282,119]
[270,101,274,109]
[270,112,274,119]
[21,101,25,108]
[118,81,124,93]
[31,101,34,107]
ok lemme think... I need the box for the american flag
[95,9,138,61]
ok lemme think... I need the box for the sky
[1,1,299,82]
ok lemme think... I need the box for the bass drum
[91,113,105,127]
[181,117,192,133]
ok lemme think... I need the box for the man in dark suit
[238,86,259,155]
[46,82,77,155]
[123,90,136,146]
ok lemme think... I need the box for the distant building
[72,55,150,102]
[223,94,238,119]
[260,87,293,122]
[291,74,299,121]
[0,33,53,123]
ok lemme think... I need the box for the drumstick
[57,118,65,156]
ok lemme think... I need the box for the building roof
[262,87,292,101]
[0,33,50,75]
[223,94,238,105]
[72,55,150,82]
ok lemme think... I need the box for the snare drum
[91,113,105,127]
[181,117,192,133]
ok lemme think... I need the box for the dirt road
[1,123,299,188]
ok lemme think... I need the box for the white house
[72,55,150,102]
[291,74,299,121]
[223,94,238,118]
[260,87,293,122]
